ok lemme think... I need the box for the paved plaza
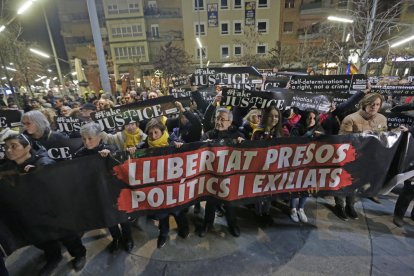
[6,187,414,276]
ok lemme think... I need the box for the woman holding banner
[336,93,387,220]
[198,108,245,238]
[289,109,324,223]
[250,105,285,225]
[1,134,87,274]
[74,122,135,254]
[138,118,189,249]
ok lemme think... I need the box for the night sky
[14,0,69,71]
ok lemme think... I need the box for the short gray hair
[80,122,102,137]
[215,107,233,121]
[22,110,50,134]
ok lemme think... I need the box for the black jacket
[0,148,55,173]
[74,141,117,158]
[202,126,245,141]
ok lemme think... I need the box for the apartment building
[181,0,281,67]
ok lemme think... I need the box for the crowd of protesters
[1,81,414,276]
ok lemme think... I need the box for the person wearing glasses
[1,134,87,274]
[198,108,245,238]
[21,110,68,151]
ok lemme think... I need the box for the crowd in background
[1,81,414,276]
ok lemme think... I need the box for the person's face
[251,112,261,124]
[82,135,101,149]
[365,98,381,116]
[31,101,40,108]
[22,119,38,135]
[97,100,106,109]
[61,108,71,117]
[215,112,231,131]
[148,92,158,99]
[125,122,137,134]
[148,127,163,141]
[307,112,316,128]
[5,139,31,162]
[215,85,222,93]
[124,96,132,103]
[267,109,279,127]
[80,109,94,118]
[55,100,63,108]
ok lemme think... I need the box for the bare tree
[325,0,411,74]
[153,41,191,88]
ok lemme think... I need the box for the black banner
[385,113,414,129]
[41,138,83,160]
[0,110,22,128]
[55,116,88,134]
[371,85,414,96]
[90,96,179,132]
[0,132,411,254]
[290,74,367,92]
[191,67,262,88]
[170,88,192,98]
[245,1,256,25]
[221,88,292,110]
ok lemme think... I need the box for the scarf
[123,128,141,149]
[147,131,169,148]
[249,121,259,131]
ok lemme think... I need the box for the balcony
[298,32,324,40]
[146,31,183,41]
[144,7,181,18]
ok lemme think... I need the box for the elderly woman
[21,110,67,150]
[1,134,86,274]
[199,108,244,238]
[335,93,387,221]
[74,122,135,253]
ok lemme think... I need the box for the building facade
[181,0,281,68]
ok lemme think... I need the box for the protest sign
[0,110,21,128]
[290,74,367,92]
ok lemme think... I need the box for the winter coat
[339,110,387,134]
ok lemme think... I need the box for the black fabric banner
[0,132,411,254]
[290,74,367,92]
[41,138,84,160]
[0,110,22,128]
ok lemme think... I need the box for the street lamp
[196,37,203,68]
[390,35,414,48]
[30,48,50,58]
[327,15,354,74]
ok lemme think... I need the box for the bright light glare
[71,72,77,76]
[5,67,17,72]
[0,25,5,32]
[328,16,353,23]
[30,48,50,58]
[196,37,203,48]
[346,33,351,42]
[17,1,34,15]
[390,35,414,48]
